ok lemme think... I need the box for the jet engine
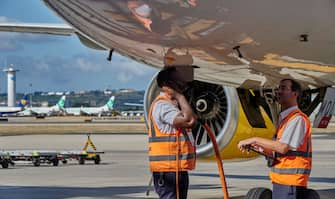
[144,75,275,161]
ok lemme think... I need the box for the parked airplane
[0,95,29,116]
[1,0,334,163]
[66,96,115,117]
[23,95,66,117]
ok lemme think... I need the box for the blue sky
[0,0,158,93]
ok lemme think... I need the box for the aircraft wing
[39,0,335,90]
[2,2,335,89]
[0,22,106,50]
[0,23,75,36]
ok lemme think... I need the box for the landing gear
[245,187,272,199]
[304,189,320,199]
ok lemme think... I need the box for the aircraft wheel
[1,160,9,168]
[94,155,101,164]
[304,189,320,199]
[246,187,272,199]
[33,157,41,167]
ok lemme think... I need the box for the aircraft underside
[44,0,335,89]
[2,0,331,161]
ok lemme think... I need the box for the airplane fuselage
[44,0,335,90]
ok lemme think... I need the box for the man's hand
[172,91,196,128]
[237,138,256,153]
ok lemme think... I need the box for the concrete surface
[0,130,334,199]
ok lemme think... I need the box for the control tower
[3,66,19,107]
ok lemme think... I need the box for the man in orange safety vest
[148,66,197,199]
[238,79,312,199]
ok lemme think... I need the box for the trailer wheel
[33,157,41,167]
[52,158,59,166]
[1,160,9,168]
[246,187,272,199]
[78,157,85,165]
[94,155,101,164]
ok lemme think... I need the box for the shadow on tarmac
[191,173,335,183]
[0,186,149,199]
[0,185,246,199]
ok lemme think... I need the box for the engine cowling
[145,73,240,157]
[144,74,275,160]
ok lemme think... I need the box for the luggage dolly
[58,134,104,165]
[0,151,14,168]
[58,150,104,165]
[6,150,60,167]
[243,145,320,199]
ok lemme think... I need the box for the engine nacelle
[144,74,275,161]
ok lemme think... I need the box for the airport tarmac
[0,117,147,135]
[0,130,334,199]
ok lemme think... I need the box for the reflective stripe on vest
[271,167,311,175]
[149,136,186,143]
[270,109,312,187]
[148,94,196,172]
[276,151,312,158]
[149,153,196,161]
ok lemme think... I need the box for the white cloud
[72,57,103,72]
[117,71,133,83]
[0,39,18,50]
[0,16,14,23]
[114,53,157,76]
[35,61,49,70]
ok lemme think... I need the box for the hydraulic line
[176,130,180,199]
[202,122,229,199]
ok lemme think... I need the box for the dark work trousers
[153,171,189,199]
[273,182,307,199]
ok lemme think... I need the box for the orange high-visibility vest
[148,95,196,172]
[269,109,312,187]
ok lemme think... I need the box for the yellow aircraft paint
[201,102,275,161]
[254,53,335,73]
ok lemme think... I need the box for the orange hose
[203,123,229,199]
[176,131,180,199]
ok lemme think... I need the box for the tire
[1,160,9,168]
[246,187,272,199]
[304,189,320,199]
[94,155,101,164]
[33,157,41,167]
[52,158,59,166]
[62,160,68,164]
[78,157,85,165]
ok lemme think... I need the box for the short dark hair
[156,66,185,91]
[281,78,302,97]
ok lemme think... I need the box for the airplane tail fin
[17,94,29,108]
[106,96,115,110]
[57,95,66,109]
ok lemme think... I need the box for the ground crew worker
[148,66,197,199]
[238,78,312,199]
